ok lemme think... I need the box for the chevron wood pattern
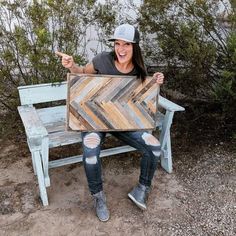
[66,74,159,131]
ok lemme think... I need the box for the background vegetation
[139,0,236,118]
[0,0,235,137]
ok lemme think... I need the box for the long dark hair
[111,43,147,82]
[132,43,147,82]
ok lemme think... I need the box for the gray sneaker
[93,191,110,222]
[128,184,150,210]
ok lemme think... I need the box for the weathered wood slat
[48,131,81,148]
[48,145,136,168]
[37,105,66,124]
[67,74,159,131]
[18,82,67,105]
[44,122,65,133]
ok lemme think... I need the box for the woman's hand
[153,72,164,85]
[55,51,75,69]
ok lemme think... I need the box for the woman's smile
[115,40,133,64]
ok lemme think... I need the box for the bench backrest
[18,82,67,105]
[18,82,185,112]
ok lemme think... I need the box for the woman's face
[114,40,133,64]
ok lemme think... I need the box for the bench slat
[18,82,67,105]
[37,105,66,124]
[48,131,81,148]
[49,145,136,168]
[45,122,66,133]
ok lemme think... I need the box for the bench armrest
[158,95,185,112]
[18,105,48,149]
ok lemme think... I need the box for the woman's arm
[55,51,96,74]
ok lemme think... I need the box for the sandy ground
[0,114,235,236]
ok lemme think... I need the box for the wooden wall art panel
[67,74,159,131]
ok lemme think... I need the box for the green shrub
[0,0,116,112]
[139,0,236,117]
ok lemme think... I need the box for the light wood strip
[101,101,134,129]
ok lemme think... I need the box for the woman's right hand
[55,51,75,69]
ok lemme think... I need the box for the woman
[56,24,164,222]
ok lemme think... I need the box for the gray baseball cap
[108,24,140,43]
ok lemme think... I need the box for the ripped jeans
[82,131,161,195]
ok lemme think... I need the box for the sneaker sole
[128,193,147,210]
[97,211,110,222]
[99,216,110,222]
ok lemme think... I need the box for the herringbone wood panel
[67,74,159,131]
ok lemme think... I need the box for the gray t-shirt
[92,52,138,76]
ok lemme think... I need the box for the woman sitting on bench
[56,23,164,222]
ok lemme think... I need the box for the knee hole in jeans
[141,132,160,146]
[142,132,161,157]
[84,133,101,149]
[85,155,98,164]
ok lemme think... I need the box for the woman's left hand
[153,72,164,85]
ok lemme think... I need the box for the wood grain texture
[67,74,160,131]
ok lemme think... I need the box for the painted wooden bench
[17,81,185,206]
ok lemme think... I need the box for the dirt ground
[0,111,235,236]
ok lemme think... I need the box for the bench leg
[33,151,49,206]
[41,137,50,187]
[160,110,174,173]
[31,152,37,175]
[28,139,37,175]
[161,129,172,173]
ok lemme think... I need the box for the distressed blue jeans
[82,131,161,194]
